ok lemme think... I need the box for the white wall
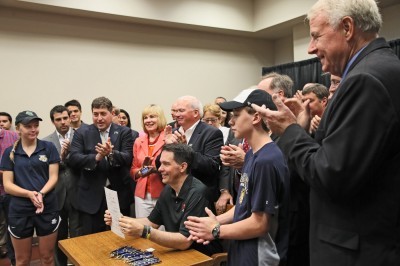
[253,0,315,31]
[0,7,273,137]
[293,22,313,62]
[273,35,294,65]
[13,0,255,31]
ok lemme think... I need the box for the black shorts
[8,212,61,239]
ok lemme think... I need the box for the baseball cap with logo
[219,87,277,112]
[15,111,43,125]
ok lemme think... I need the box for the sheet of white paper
[104,187,125,238]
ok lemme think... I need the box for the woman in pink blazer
[130,104,167,218]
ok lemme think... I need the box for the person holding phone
[130,104,167,218]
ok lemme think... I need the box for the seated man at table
[104,143,222,256]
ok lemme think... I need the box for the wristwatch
[212,223,220,240]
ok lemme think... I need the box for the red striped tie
[242,138,250,153]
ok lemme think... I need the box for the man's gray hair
[307,0,382,33]
[261,72,294,98]
[178,95,204,117]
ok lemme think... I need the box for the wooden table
[59,230,213,266]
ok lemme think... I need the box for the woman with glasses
[214,97,231,128]
[203,104,229,144]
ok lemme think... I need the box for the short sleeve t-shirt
[0,139,60,217]
[148,175,222,256]
[229,142,290,266]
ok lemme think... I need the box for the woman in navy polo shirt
[0,110,60,265]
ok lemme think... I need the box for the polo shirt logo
[39,155,48,162]
[181,203,186,212]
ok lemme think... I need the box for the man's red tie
[242,138,250,153]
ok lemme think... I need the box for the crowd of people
[0,0,399,265]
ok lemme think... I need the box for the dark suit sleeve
[68,128,98,171]
[191,128,223,187]
[218,132,241,191]
[218,165,230,191]
[278,73,396,201]
[110,127,133,168]
[131,130,139,144]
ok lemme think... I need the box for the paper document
[104,187,125,238]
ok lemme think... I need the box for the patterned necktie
[242,138,250,153]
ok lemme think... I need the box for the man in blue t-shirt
[185,88,290,265]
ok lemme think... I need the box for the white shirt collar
[56,127,73,146]
[179,120,200,143]
[99,124,112,143]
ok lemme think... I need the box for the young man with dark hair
[185,88,290,266]
[0,112,13,131]
[64,99,84,130]
[43,105,79,266]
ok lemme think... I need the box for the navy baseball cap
[15,111,42,125]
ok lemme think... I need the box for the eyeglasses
[202,118,219,123]
[331,80,341,86]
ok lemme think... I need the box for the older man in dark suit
[164,96,223,202]
[253,0,400,265]
[44,105,79,266]
[69,97,134,235]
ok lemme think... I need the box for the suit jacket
[130,131,165,199]
[131,129,139,143]
[69,123,134,214]
[278,38,400,265]
[188,121,223,201]
[43,129,78,210]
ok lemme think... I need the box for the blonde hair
[203,104,222,119]
[141,104,167,133]
[9,138,20,164]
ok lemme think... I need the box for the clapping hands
[164,125,187,144]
